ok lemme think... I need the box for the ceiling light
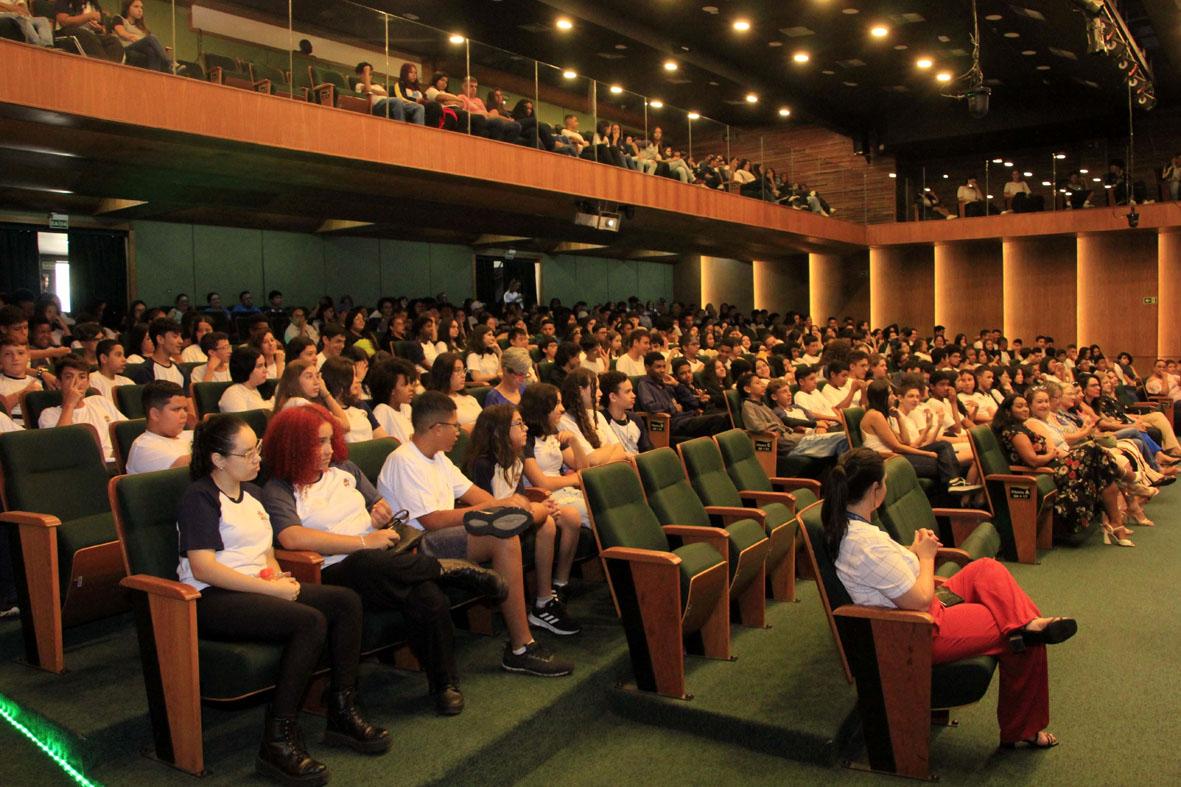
[1003,161,1013,167]
[935,71,952,82]
[663,59,678,71]
[1036,65,1050,70]
[609,84,623,94]
[1021,50,1036,56]
[768,41,782,47]
[555,17,573,31]
[942,174,949,179]
[888,172,897,178]
[1023,171,1033,177]
[649,99,663,108]
[1079,168,1089,174]
[1093,177,1102,182]
[870,25,889,38]
[562,69,578,79]
[1003,31,1020,38]
[778,107,791,117]
[687,111,700,120]
[733,18,751,32]
[1055,153,1066,159]
[986,194,994,200]
[992,158,1003,163]
[793,51,810,63]
[915,56,933,69]
[842,7,859,14]
[448,34,465,44]
[893,44,908,50]
[985,13,1003,21]
[745,92,758,103]
[1041,181,1051,186]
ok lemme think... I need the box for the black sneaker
[528,597,581,636]
[463,506,533,539]
[501,640,574,677]
[436,559,509,603]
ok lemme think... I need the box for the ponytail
[190,413,247,480]
[819,447,885,556]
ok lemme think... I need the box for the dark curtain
[0,224,40,299]
[475,255,538,309]
[68,229,128,322]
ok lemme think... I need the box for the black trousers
[671,411,730,438]
[322,549,458,688]
[196,584,362,716]
[58,26,123,60]
[905,439,963,503]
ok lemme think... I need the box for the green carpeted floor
[3,482,1181,785]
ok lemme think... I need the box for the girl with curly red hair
[260,403,507,716]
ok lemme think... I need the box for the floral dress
[999,423,1121,533]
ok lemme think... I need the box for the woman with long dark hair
[113,0,171,72]
[557,368,627,466]
[424,352,482,432]
[820,447,1074,751]
[179,414,389,782]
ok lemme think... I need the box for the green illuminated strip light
[0,691,100,787]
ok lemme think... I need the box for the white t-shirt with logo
[0,374,40,420]
[377,442,472,531]
[39,395,127,462]
[218,384,270,413]
[373,402,413,444]
[262,463,376,568]
[176,478,272,591]
[127,429,194,474]
[89,372,133,405]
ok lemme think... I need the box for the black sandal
[462,506,533,539]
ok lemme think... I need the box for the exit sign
[49,212,68,230]
[1144,296,1158,305]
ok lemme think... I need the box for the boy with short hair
[38,355,126,463]
[599,370,649,454]
[125,381,193,473]
[89,339,134,404]
[0,338,43,423]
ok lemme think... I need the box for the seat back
[193,381,234,417]
[968,425,1019,559]
[115,384,147,419]
[581,462,670,552]
[843,407,865,449]
[466,386,492,407]
[0,426,110,521]
[635,448,709,527]
[109,468,191,579]
[714,429,773,492]
[677,436,743,507]
[723,389,743,429]
[876,457,938,545]
[445,430,469,468]
[969,425,1010,478]
[111,418,147,474]
[346,437,399,485]
[797,498,854,610]
[237,408,270,441]
[394,340,419,360]
[21,389,63,429]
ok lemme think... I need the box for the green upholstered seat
[112,419,147,472]
[466,386,492,407]
[636,448,766,586]
[237,409,270,442]
[969,426,1035,561]
[843,407,865,449]
[724,389,743,427]
[679,437,793,530]
[1035,473,1056,503]
[446,431,470,469]
[346,437,400,485]
[674,542,727,598]
[716,429,775,491]
[21,389,62,429]
[931,656,1000,709]
[193,381,234,417]
[360,609,410,654]
[54,512,118,592]
[111,467,191,580]
[115,384,147,419]
[197,641,285,701]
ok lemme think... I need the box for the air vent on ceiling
[1048,47,1078,60]
[950,48,968,56]
[779,26,815,37]
[899,13,925,23]
[937,35,951,42]
[665,77,692,84]
[596,52,626,60]
[836,58,866,68]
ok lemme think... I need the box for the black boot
[323,688,391,754]
[256,712,329,786]
[436,558,509,603]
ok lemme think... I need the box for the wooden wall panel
[1077,231,1159,364]
[1160,230,1181,359]
[753,257,809,315]
[674,256,702,306]
[870,246,933,333]
[934,240,1003,340]
[701,257,753,313]
[1002,236,1077,346]
[810,252,870,323]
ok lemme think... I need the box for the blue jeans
[373,97,424,124]
[0,13,53,46]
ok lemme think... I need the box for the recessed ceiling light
[1093,177,1102,182]
[842,81,858,86]
[562,69,577,79]
[1079,168,1089,174]
[733,18,751,32]
[935,71,952,82]
[687,111,700,120]
[1003,31,1020,38]
[984,13,1003,21]
[1055,153,1066,159]
[681,46,690,51]
[555,17,573,31]
[1036,64,1050,70]
[937,35,950,43]
[1003,161,1013,167]
[888,172,897,178]
[768,41,782,47]
[915,56,933,69]
[403,12,418,20]
[793,51,810,63]
[702,5,719,14]
[992,158,1004,163]
[778,107,791,117]
[842,7,860,14]
[894,44,908,50]
[615,43,628,50]
[1041,181,1051,186]
[745,92,759,103]
[1023,171,1033,177]
[942,174,950,179]
[609,84,623,94]
[448,34,465,44]
[870,24,889,38]
[1021,49,1036,56]
[649,99,663,108]
[663,59,678,71]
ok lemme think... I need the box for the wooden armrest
[661,525,729,540]
[1010,464,1053,475]
[738,489,796,507]
[121,573,200,601]
[833,604,935,626]
[313,83,334,104]
[601,546,681,566]
[986,473,1037,485]
[208,65,223,84]
[523,487,549,503]
[253,78,272,93]
[0,511,62,528]
[935,547,972,566]
[703,505,766,525]
[275,549,324,584]
[770,476,822,495]
[930,508,991,522]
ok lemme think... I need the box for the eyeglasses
[226,443,262,461]
[510,419,526,429]
[433,421,462,433]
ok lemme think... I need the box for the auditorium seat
[722,388,781,478]
[115,384,147,419]
[20,389,62,430]
[714,427,824,496]
[110,418,146,474]
[967,426,1055,563]
[0,425,127,673]
[677,435,798,601]
[581,460,731,699]
[345,436,399,485]
[203,52,261,91]
[247,61,307,100]
[191,381,233,418]
[797,498,998,781]
[310,66,371,114]
[842,406,865,449]
[635,448,769,626]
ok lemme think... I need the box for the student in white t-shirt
[90,339,134,406]
[424,352,482,434]
[521,383,592,528]
[273,358,351,432]
[38,356,126,463]
[792,365,842,426]
[368,357,417,444]
[614,328,650,377]
[190,331,232,385]
[218,346,272,413]
[129,317,188,388]
[598,371,648,454]
[179,316,212,363]
[0,339,44,423]
[321,356,385,444]
[557,368,628,467]
[376,391,574,677]
[126,381,193,474]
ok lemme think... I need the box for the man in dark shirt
[670,357,713,416]
[636,352,727,439]
[54,0,122,60]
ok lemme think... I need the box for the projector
[966,87,991,119]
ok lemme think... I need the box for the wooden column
[869,245,933,332]
[1002,236,1077,347]
[933,240,1002,340]
[673,255,702,306]
[701,256,754,313]
[1077,231,1159,365]
[753,256,809,314]
[1159,230,1181,358]
[809,252,870,323]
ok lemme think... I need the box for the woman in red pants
[821,448,1077,749]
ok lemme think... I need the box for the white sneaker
[0,604,19,620]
